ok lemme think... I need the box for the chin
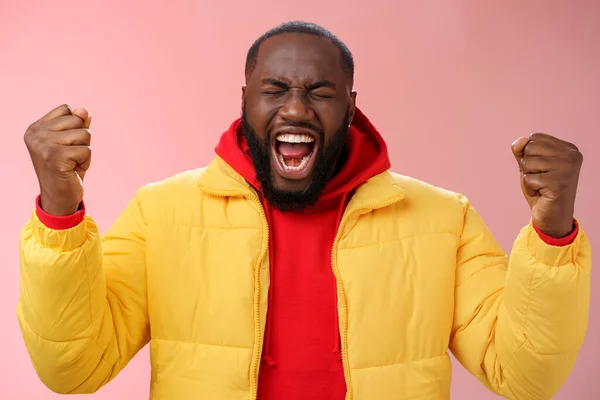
[270,172,312,193]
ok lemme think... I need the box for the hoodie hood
[214,106,391,200]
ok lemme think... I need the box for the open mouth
[271,132,318,180]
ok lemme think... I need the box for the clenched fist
[24,104,92,216]
[512,133,583,238]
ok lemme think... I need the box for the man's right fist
[24,104,92,216]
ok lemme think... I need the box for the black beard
[241,106,350,212]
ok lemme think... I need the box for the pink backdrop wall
[1,1,598,398]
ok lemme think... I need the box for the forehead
[254,33,344,82]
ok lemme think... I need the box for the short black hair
[245,21,354,83]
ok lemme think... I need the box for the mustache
[268,120,324,137]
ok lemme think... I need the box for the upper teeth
[276,133,315,143]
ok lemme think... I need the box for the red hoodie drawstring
[332,192,349,363]
[262,202,277,367]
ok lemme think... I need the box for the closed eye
[307,80,336,99]
[263,90,286,95]
[311,92,334,99]
[259,78,337,98]
[261,78,289,96]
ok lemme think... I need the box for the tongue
[276,142,313,158]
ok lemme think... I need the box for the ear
[348,90,357,126]
[241,85,247,113]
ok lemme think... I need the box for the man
[17,21,590,400]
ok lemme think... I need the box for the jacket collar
[198,156,405,211]
[197,156,255,198]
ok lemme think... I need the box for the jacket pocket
[148,338,253,399]
[350,354,451,399]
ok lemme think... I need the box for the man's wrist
[35,195,85,230]
[532,219,578,247]
[39,193,80,216]
[538,223,575,239]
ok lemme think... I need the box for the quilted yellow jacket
[17,156,591,400]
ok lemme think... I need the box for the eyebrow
[260,78,337,90]
[306,80,336,90]
[261,78,289,88]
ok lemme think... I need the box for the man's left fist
[512,133,583,238]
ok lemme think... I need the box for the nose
[278,89,313,123]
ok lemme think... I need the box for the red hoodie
[215,107,392,400]
[35,108,578,400]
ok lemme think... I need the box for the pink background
[1,1,598,398]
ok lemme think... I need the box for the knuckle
[60,104,72,114]
[24,123,39,141]
[26,122,37,133]
[564,140,578,151]
[23,130,33,145]
[25,127,47,148]
[528,132,546,141]
[566,149,583,164]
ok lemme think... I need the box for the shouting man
[18,21,591,400]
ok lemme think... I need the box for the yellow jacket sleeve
[16,191,150,394]
[449,195,592,399]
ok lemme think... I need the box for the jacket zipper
[331,195,405,400]
[201,184,403,400]
[197,186,269,400]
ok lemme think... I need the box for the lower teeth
[279,153,311,171]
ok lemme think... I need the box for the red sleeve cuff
[35,195,86,230]
[532,219,579,246]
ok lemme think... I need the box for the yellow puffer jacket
[17,156,591,400]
